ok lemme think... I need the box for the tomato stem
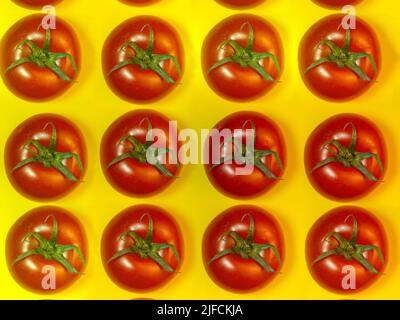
[108,24,181,84]
[310,122,384,181]
[107,214,180,273]
[313,215,385,274]
[210,120,283,179]
[304,27,378,81]
[108,117,180,177]
[209,214,281,272]
[13,215,85,274]
[5,28,78,82]
[208,22,281,81]
[12,122,84,182]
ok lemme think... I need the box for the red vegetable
[312,0,363,9]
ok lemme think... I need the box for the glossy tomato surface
[299,14,380,101]
[205,111,286,199]
[305,114,386,201]
[216,0,265,9]
[312,0,363,9]
[0,14,80,101]
[6,206,88,293]
[101,205,184,292]
[306,206,387,294]
[202,14,283,102]
[102,16,184,103]
[203,205,284,292]
[101,110,181,197]
[5,114,86,201]
[12,0,63,8]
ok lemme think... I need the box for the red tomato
[102,16,184,103]
[5,114,86,201]
[312,0,363,9]
[101,205,184,292]
[205,111,286,199]
[299,14,380,101]
[306,206,387,293]
[0,14,80,101]
[305,114,386,201]
[202,14,283,101]
[101,110,181,197]
[6,206,88,293]
[120,0,160,5]
[12,0,63,8]
[216,0,265,9]
[203,205,284,292]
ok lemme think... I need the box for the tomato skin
[5,114,87,201]
[202,14,283,102]
[312,0,363,9]
[102,16,184,103]
[299,15,380,101]
[306,206,387,294]
[101,205,184,292]
[216,0,265,9]
[305,114,386,201]
[12,0,63,8]
[0,14,80,101]
[101,110,180,197]
[6,206,88,294]
[205,111,286,199]
[203,205,284,292]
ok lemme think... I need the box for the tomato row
[4,111,386,202]
[10,0,365,10]
[7,204,386,295]
[0,13,380,103]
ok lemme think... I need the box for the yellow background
[0,0,399,300]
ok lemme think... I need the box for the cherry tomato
[6,206,88,293]
[202,14,283,102]
[0,14,80,101]
[203,205,284,292]
[312,0,363,9]
[102,16,184,103]
[299,14,380,101]
[12,0,63,9]
[216,0,265,9]
[101,205,184,292]
[204,111,286,199]
[305,114,386,201]
[306,206,387,294]
[5,114,87,201]
[120,0,160,5]
[101,110,181,197]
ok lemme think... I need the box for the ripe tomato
[5,114,86,201]
[12,0,63,8]
[101,110,181,197]
[312,0,363,9]
[101,205,184,292]
[0,14,80,101]
[203,205,284,292]
[120,0,160,5]
[6,206,88,293]
[306,206,387,294]
[204,111,285,199]
[305,114,386,201]
[299,14,380,101]
[102,16,184,103]
[202,14,283,102]
[216,0,265,9]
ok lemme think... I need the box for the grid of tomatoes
[0,0,396,298]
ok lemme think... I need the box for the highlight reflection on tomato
[101,205,184,292]
[5,114,86,201]
[6,206,88,293]
[306,206,387,294]
[203,205,284,292]
[0,14,80,101]
[305,113,386,201]
[299,14,380,101]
